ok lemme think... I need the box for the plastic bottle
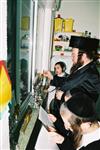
[21,34,29,49]
[54,14,63,32]
[64,18,74,32]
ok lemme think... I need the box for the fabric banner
[0,61,12,118]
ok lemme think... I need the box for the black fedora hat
[65,92,97,120]
[69,36,99,52]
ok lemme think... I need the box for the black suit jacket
[59,139,100,150]
[50,73,68,88]
[60,61,100,102]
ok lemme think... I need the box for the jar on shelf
[54,14,64,32]
[63,18,74,32]
[21,34,29,49]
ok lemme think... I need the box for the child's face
[54,64,63,75]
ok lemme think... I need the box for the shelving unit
[53,31,83,53]
[51,31,83,74]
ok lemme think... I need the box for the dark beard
[70,54,84,74]
[70,63,82,74]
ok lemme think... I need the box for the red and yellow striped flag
[0,61,12,113]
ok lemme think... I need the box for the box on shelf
[64,18,74,32]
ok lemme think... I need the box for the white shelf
[53,50,71,56]
[53,31,83,51]
[21,48,29,52]
[54,31,83,35]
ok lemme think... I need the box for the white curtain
[0,0,7,60]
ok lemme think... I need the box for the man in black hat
[49,36,100,137]
[56,36,100,103]
[49,92,100,150]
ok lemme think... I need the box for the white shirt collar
[78,60,93,70]
[57,72,65,77]
[77,127,100,150]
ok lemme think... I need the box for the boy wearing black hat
[56,36,100,103]
[49,92,100,150]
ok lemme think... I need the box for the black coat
[50,73,68,89]
[49,73,68,118]
[59,139,100,150]
[60,61,100,102]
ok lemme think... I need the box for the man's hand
[64,95,72,101]
[47,126,56,132]
[43,71,53,80]
[56,90,64,100]
[49,132,64,144]
[48,114,57,123]
[64,91,72,101]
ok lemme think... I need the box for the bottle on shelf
[21,34,29,49]
[88,32,91,38]
[63,18,74,32]
[54,14,63,32]
[84,31,91,38]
